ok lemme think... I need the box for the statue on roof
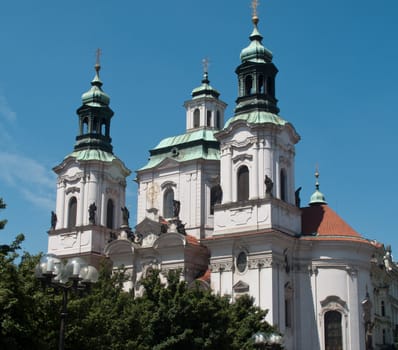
[173,200,181,218]
[121,206,130,227]
[295,187,302,207]
[264,175,273,197]
[51,211,57,229]
[88,202,97,224]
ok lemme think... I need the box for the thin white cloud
[0,95,16,122]
[0,152,55,210]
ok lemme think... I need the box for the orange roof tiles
[301,204,361,237]
[186,234,200,246]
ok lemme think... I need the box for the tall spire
[74,49,114,153]
[309,167,327,206]
[233,0,279,116]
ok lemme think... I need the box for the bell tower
[213,4,301,236]
[48,55,131,266]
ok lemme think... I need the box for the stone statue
[173,200,181,218]
[213,184,223,204]
[51,211,57,229]
[365,322,374,350]
[264,175,273,197]
[88,202,97,224]
[362,292,373,350]
[295,187,302,207]
[121,206,130,227]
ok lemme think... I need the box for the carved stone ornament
[65,186,80,195]
[161,265,184,277]
[106,187,119,197]
[232,154,253,163]
[210,261,233,272]
[60,172,84,184]
[248,257,272,269]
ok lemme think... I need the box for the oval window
[236,252,247,273]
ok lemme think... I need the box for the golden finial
[251,0,259,25]
[95,48,102,73]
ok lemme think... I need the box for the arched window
[280,169,287,201]
[101,120,107,136]
[92,119,98,134]
[68,197,77,228]
[245,75,253,95]
[82,117,89,134]
[237,166,249,201]
[193,109,200,128]
[267,77,274,96]
[216,111,221,129]
[258,75,264,93]
[381,300,386,317]
[324,311,342,350]
[163,188,174,218]
[207,110,212,127]
[210,184,222,215]
[106,199,114,229]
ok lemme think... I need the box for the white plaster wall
[136,160,219,239]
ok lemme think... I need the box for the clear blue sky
[1,1,397,257]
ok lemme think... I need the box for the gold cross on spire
[202,57,209,74]
[251,0,260,25]
[251,0,259,18]
[95,48,102,72]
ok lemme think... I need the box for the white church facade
[47,5,398,350]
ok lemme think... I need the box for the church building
[47,4,398,350]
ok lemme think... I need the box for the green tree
[0,198,282,349]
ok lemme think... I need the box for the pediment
[135,217,162,235]
[153,232,186,249]
[155,157,180,170]
[233,280,250,293]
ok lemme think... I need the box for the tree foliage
[0,198,281,349]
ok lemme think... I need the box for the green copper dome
[240,19,273,63]
[309,171,327,206]
[191,71,220,99]
[309,189,327,206]
[224,111,287,128]
[81,64,110,107]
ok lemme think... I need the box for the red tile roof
[186,234,200,246]
[301,204,361,237]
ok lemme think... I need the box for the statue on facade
[264,175,273,197]
[50,211,57,229]
[88,202,97,224]
[213,184,223,204]
[121,206,130,227]
[383,245,393,271]
[295,187,302,207]
[362,292,374,350]
[173,200,181,218]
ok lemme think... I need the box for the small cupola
[309,169,327,206]
[184,59,227,131]
[74,50,114,153]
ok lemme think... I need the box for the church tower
[203,2,302,331]
[48,57,131,266]
[136,64,227,239]
[213,4,301,236]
